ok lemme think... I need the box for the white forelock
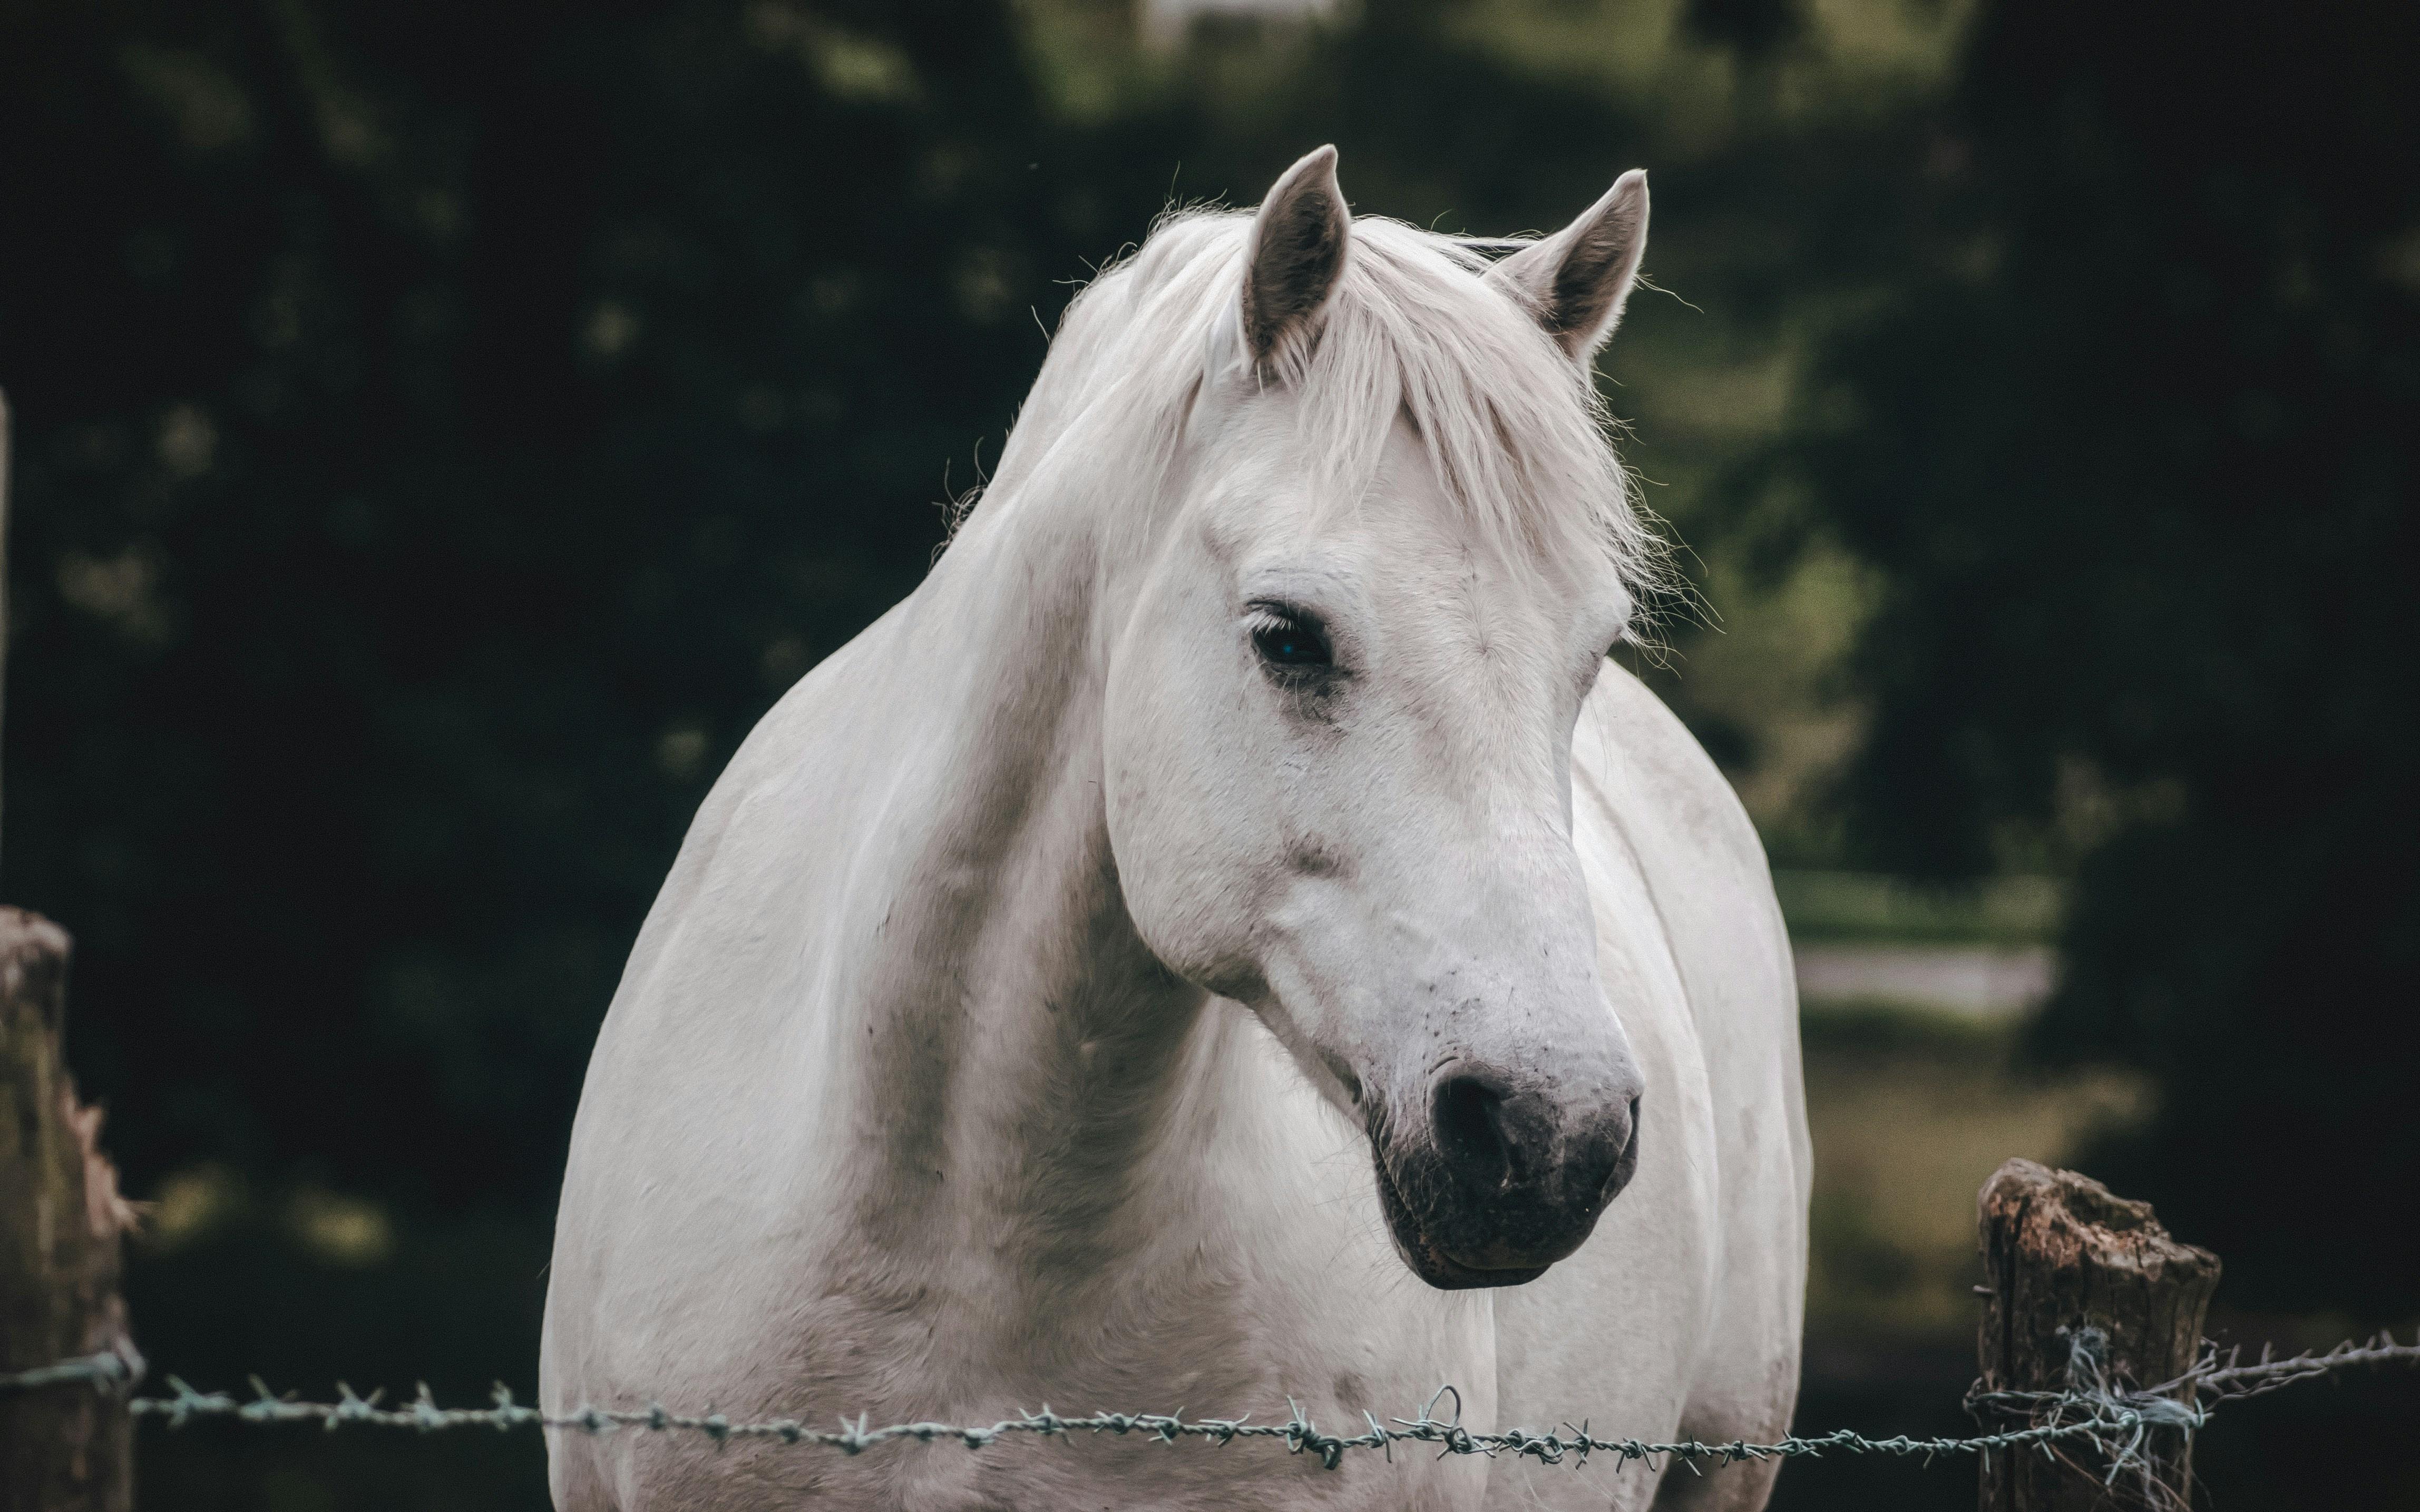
[1013,207,1671,634]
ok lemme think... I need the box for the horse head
[1099,148,1660,1289]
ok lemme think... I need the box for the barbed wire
[2192,1331,2420,1401]
[0,1350,140,1395]
[5,1329,2416,1475]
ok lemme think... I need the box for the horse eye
[1251,612,1332,670]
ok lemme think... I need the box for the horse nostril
[1432,1073,1520,1190]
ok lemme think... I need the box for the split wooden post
[1,909,139,1512]
[1975,1158,2221,1511]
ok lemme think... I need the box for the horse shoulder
[545,614,909,1411]
[1573,662,1799,1103]
[1569,663,1811,1484]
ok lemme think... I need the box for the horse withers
[542,148,1810,1512]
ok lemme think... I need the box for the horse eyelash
[1243,602,1317,633]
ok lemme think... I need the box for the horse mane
[979,205,1671,635]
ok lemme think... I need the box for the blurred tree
[1788,0,2420,1314]
[1679,0,1801,64]
[0,0,1192,1215]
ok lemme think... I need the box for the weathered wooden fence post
[2,909,139,1512]
[1975,1158,2221,1511]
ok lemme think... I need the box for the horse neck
[831,465,1221,1274]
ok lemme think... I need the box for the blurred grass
[1777,870,2064,946]
[1784,1000,2420,1512]
[1799,1002,2146,1343]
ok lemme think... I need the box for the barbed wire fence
[5,1326,2419,1486]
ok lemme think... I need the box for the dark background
[2,0,2414,1506]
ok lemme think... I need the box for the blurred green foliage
[2,0,2415,1506]
[1773,869,2060,946]
[1764,0,2420,1317]
[1797,1002,2143,1335]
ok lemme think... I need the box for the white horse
[542,147,1809,1512]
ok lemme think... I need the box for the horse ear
[1238,145,1352,377]
[1488,169,1650,364]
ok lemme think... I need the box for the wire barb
[0,1347,140,1396]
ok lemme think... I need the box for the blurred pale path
[1794,946,2053,1018]
[1141,0,1338,47]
